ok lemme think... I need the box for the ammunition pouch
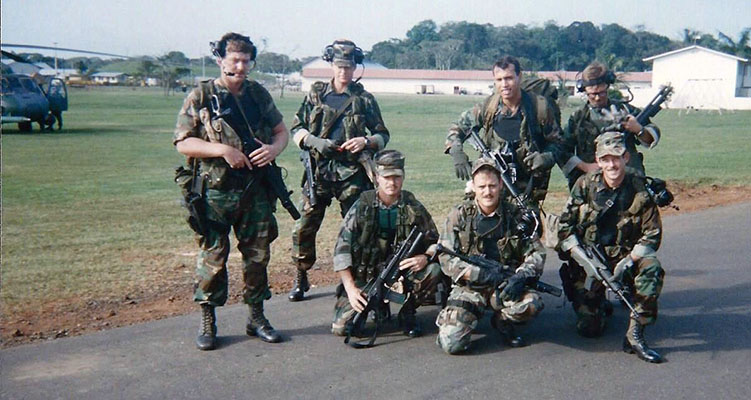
[175,164,209,236]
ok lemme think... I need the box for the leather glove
[304,135,337,156]
[475,266,506,287]
[523,151,555,172]
[449,143,472,180]
[612,256,635,283]
[500,273,526,302]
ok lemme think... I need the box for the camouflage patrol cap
[595,131,627,158]
[330,40,358,67]
[471,158,500,176]
[375,149,405,177]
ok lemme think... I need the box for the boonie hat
[375,150,405,177]
[595,131,627,158]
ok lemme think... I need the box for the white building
[91,72,129,85]
[301,64,652,100]
[644,45,751,110]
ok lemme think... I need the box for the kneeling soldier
[558,131,665,363]
[436,159,545,354]
[331,150,443,338]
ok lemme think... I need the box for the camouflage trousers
[562,256,664,337]
[436,285,543,354]
[193,188,278,306]
[291,171,372,270]
[331,262,443,336]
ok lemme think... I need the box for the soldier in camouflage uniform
[558,131,665,363]
[561,61,661,189]
[331,150,442,338]
[436,159,546,355]
[446,56,562,213]
[174,33,289,350]
[289,39,390,302]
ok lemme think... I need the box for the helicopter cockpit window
[20,78,43,94]
[4,76,24,92]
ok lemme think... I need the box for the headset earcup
[322,45,334,62]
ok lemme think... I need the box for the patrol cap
[471,158,500,177]
[595,131,627,158]
[331,41,357,67]
[375,149,405,177]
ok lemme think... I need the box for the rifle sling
[320,95,356,140]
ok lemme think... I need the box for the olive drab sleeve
[512,237,546,278]
[446,103,485,150]
[173,87,205,144]
[361,92,390,150]
[557,174,588,244]
[632,197,662,258]
[438,205,483,283]
[333,199,362,272]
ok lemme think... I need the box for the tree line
[10,22,749,78]
[368,20,751,72]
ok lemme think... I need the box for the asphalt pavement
[2,202,750,400]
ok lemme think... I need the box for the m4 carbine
[435,243,562,297]
[239,139,301,220]
[466,128,540,239]
[566,243,641,319]
[300,149,317,207]
[345,226,424,348]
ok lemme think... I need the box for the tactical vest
[480,90,553,201]
[452,199,523,270]
[307,81,370,164]
[576,172,653,259]
[351,189,424,282]
[194,80,275,190]
[568,101,645,172]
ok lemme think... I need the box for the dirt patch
[2,183,750,348]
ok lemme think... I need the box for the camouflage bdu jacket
[557,171,662,261]
[333,190,438,284]
[292,80,389,181]
[447,90,562,202]
[561,100,660,178]
[439,199,545,287]
[174,79,283,191]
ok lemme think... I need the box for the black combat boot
[491,314,526,348]
[288,269,310,302]
[246,303,282,343]
[623,318,664,363]
[196,304,217,351]
[398,298,422,338]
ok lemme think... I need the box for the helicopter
[2,44,128,132]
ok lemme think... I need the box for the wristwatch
[363,136,371,148]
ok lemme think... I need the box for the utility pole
[53,42,58,75]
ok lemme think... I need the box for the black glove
[499,273,527,302]
[475,266,506,287]
[523,151,555,172]
[305,135,338,156]
[449,144,472,180]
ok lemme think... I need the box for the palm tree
[718,28,751,59]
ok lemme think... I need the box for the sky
[2,0,749,60]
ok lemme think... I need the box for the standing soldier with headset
[174,32,289,350]
[560,61,661,189]
[289,39,390,302]
[445,56,563,217]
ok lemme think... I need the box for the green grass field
[2,86,750,315]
